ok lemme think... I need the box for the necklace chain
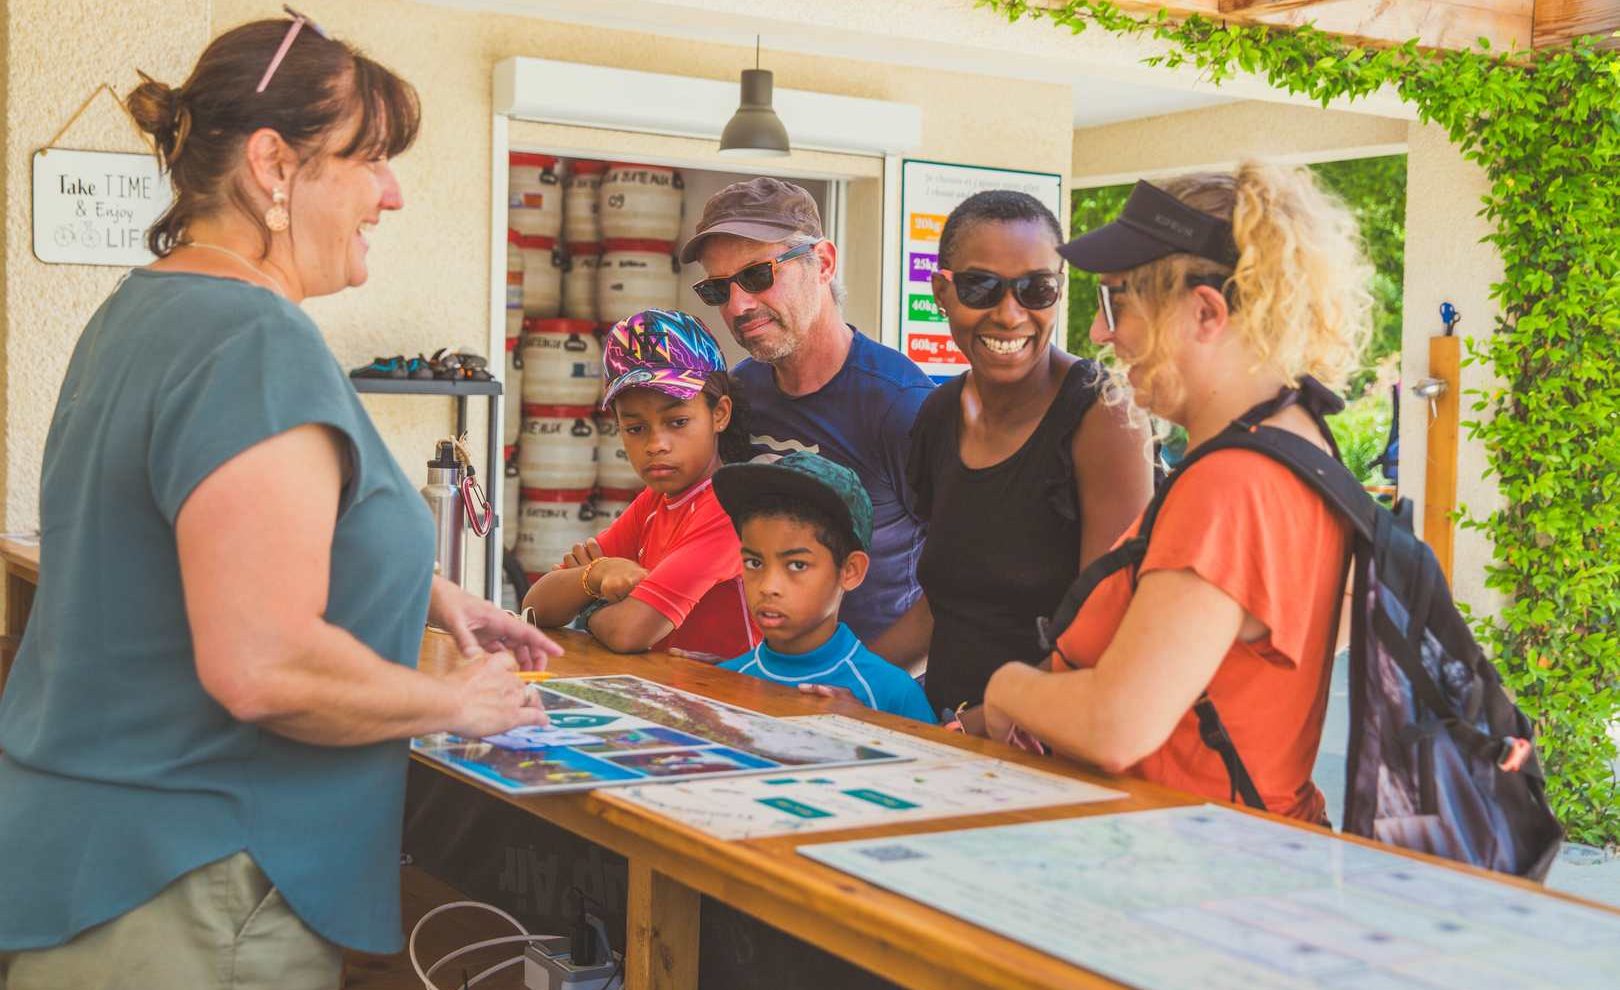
[184,241,290,298]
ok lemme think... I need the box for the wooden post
[626,860,700,990]
[1423,336,1461,583]
[1,567,37,698]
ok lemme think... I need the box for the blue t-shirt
[731,329,933,641]
[719,623,936,723]
[0,270,435,954]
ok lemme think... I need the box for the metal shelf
[351,375,505,603]
[349,377,501,397]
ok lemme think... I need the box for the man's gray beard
[744,336,797,363]
[736,320,804,364]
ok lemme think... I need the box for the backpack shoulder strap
[1192,694,1267,808]
[1037,535,1148,660]
[1037,412,1374,659]
[1192,426,1379,542]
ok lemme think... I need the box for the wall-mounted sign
[32,149,169,266]
[898,159,1064,379]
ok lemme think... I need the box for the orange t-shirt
[1053,448,1350,822]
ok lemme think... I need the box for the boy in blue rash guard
[712,453,935,723]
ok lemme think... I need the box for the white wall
[1398,122,1503,616]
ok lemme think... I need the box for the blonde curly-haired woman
[981,163,1374,823]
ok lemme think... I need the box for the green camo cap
[712,452,873,552]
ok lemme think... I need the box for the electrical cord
[409,899,559,990]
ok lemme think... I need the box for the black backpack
[1038,378,1563,880]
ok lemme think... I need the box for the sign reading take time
[32,148,170,266]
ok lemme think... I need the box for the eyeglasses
[937,269,1063,311]
[691,242,817,306]
[256,5,332,94]
[1096,274,1230,334]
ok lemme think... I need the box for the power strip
[522,938,621,990]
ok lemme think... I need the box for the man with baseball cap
[682,178,933,652]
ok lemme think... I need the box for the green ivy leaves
[978,0,1620,844]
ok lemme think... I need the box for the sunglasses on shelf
[691,242,817,306]
[936,269,1063,311]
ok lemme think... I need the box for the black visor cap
[1058,180,1239,273]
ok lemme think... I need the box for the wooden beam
[1046,1,1534,52]
[1218,1,1332,12]
[1534,0,1620,48]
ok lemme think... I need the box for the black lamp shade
[719,68,790,157]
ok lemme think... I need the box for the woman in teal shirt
[0,15,559,990]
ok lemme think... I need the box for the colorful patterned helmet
[600,309,729,408]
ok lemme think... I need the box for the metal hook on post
[1420,300,1462,582]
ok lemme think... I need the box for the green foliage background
[986,0,1620,843]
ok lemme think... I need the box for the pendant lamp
[718,37,790,157]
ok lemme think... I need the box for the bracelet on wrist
[580,557,606,599]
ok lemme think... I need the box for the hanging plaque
[32,148,169,266]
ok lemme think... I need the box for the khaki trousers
[0,851,341,990]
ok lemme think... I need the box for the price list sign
[898,160,1063,378]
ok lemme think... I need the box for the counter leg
[1,566,34,696]
[625,860,699,990]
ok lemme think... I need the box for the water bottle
[422,440,465,587]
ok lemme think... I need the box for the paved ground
[1313,656,1620,908]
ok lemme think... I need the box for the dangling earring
[264,189,289,232]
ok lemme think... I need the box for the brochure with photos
[411,675,906,795]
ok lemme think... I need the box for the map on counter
[783,714,980,763]
[801,804,1620,990]
[411,675,905,795]
[608,714,1126,838]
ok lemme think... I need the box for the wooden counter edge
[420,627,1620,990]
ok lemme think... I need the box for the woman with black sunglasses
[870,191,1153,721]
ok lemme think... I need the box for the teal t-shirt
[719,623,936,723]
[0,270,435,954]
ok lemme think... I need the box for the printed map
[801,805,1620,990]
[610,715,1125,838]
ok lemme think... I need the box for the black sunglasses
[691,242,817,306]
[936,269,1063,311]
[1097,274,1230,333]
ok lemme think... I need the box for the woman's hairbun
[126,70,180,137]
[126,70,192,164]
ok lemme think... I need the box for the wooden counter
[418,628,1201,990]
[415,628,1615,990]
[3,548,1609,989]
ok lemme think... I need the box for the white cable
[465,953,623,989]
[465,954,525,987]
[408,898,558,990]
[425,934,556,981]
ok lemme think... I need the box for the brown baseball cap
[678,177,824,264]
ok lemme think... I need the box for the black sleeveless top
[908,360,1104,711]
